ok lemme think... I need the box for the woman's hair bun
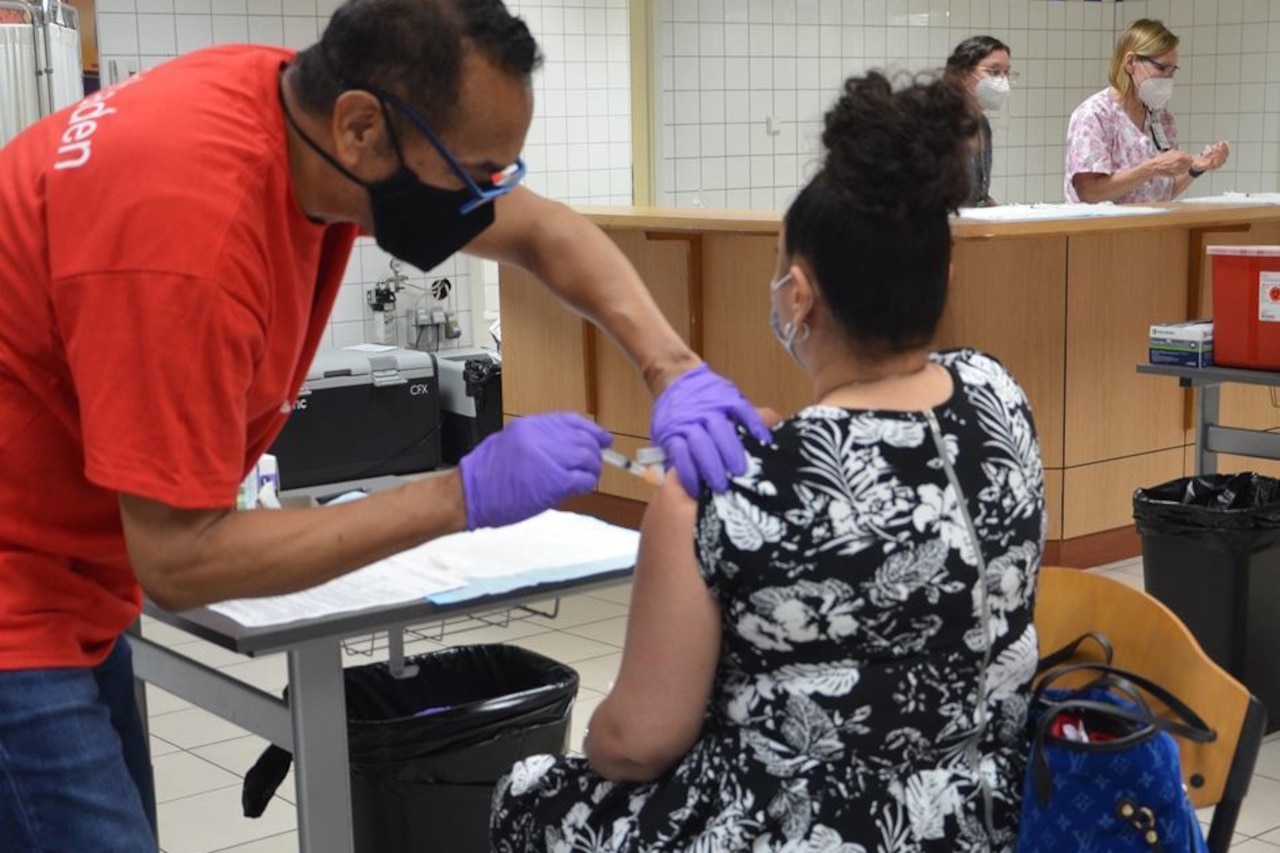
[819,71,979,219]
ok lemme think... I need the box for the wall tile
[137,13,176,54]
[98,13,140,54]
[656,0,1280,210]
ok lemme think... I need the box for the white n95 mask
[975,76,1011,112]
[1138,77,1174,111]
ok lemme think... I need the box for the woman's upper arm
[1066,103,1114,181]
[594,477,722,768]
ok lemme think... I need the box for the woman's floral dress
[491,349,1046,852]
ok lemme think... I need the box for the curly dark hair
[945,34,1011,76]
[293,0,542,131]
[783,72,978,356]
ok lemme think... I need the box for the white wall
[93,0,634,349]
[655,0,1280,210]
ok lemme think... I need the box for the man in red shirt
[0,0,765,848]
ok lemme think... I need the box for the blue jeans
[0,636,158,852]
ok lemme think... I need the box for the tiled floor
[140,563,1280,852]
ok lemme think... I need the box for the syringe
[601,448,666,486]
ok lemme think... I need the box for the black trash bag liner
[243,644,578,819]
[1133,473,1280,554]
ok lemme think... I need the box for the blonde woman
[1065,18,1228,203]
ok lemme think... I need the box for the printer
[435,347,503,463]
[269,347,441,490]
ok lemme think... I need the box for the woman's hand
[1193,141,1230,172]
[1146,149,1194,177]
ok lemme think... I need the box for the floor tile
[572,652,623,694]
[191,734,298,806]
[1229,840,1280,850]
[509,631,620,664]
[153,751,242,803]
[1253,737,1280,782]
[1089,556,1143,574]
[173,639,257,670]
[527,594,629,629]
[158,785,296,853]
[148,685,193,716]
[1116,562,1146,578]
[1256,826,1280,844]
[568,693,604,754]
[1100,570,1146,590]
[218,656,289,694]
[1231,773,1280,836]
[213,831,299,852]
[564,616,628,647]
[151,735,182,758]
[586,582,633,606]
[191,734,271,776]
[149,706,254,750]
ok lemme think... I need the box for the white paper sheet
[411,511,639,579]
[1178,192,1280,206]
[955,202,1168,222]
[343,343,397,353]
[206,511,639,627]
[208,558,464,628]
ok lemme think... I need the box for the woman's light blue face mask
[768,271,800,362]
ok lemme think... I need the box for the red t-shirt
[0,45,358,669]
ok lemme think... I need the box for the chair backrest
[1034,566,1266,852]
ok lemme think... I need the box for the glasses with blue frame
[1139,56,1180,77]
[355,83,527,214]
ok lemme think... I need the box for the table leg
[126,620,159,845]
[289,639,354,853]
[1197,384,1221,476]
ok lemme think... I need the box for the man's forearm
[474,192,701,395]
[528,208,700,393]
[121,473,467,611]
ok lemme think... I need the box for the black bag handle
[1037,631,1115,674]
[1032,661,1217,740]
[1044,670,1155,718]
[1034,663,1152,715]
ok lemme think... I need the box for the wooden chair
[1034,566,1267,852]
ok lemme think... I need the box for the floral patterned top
[1064,88,1178,203]
[491,349,1046,852]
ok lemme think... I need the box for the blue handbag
[1017,662,1217,853]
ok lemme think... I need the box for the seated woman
[491,72,1046,852]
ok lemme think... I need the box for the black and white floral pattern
[491,349,1045,852]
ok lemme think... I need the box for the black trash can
[243,644,578,852]
[1134,473,1280,728]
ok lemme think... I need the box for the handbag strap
[1037,631,1115,673]
[1029,660,1218,809]
[1033,662,1217,741]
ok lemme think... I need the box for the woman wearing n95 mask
[946,35,1016,208]
[1066,18,1229,204]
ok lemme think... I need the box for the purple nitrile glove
[650,364,771,497]
[459,412,611,530]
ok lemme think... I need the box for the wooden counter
[500,202,1280,565]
